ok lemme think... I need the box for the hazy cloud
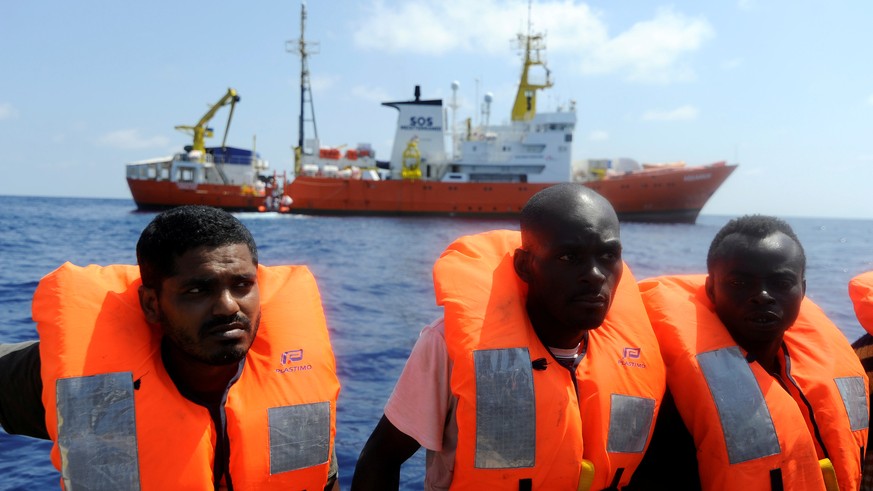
[641,105,699,121]
[0,103,20,120]
[96,129,171,150]
[310,73,340,93]
[588,130,609,141]
[351,85,393,104]
[580,8,714,83]
[721,58,743,70]
[353,0,606,57]
[867,94,873,106]
[354,2,712,83]
[354,0,526,55]
[737,0,758,11]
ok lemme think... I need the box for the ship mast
[287,0,319,174]
[510,0,552,122]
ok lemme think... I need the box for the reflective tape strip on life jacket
[697,347,781,464]
[607,394,656,453]
[59,376,335,485]
[834,376,869,432]
[269,401,331,474]
[473,347,536,469]
[57,372,141,490]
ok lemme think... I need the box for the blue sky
[2,1,872,219]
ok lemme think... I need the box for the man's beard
[161,311,261,366]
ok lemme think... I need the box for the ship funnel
[382,88,446,179]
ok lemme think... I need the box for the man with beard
[0,205,340,490]
[630,215,868,491]
[352,184,665,490]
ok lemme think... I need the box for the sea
[1,194,872,490]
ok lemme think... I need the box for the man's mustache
[199,313,250,335]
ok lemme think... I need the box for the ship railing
[126,159,172,181]
[464,123,528,143]
[212,154,268,166]
[174,152,216,164]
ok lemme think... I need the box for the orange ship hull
[127,179,272,212]
[285,161,736,224]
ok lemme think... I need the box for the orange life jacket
[433,230,666,490]
[849,271,873,491]
[640,274,868,491]
[34,263,340,490]
[850,271,873,336]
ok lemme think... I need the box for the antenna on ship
[482,93,493,129]
[474,78,480,127]
[511,0,552,122]
[449,81,460,159]
[287,0,320,175]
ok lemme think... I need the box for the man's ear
[514,248,531,283]
[139,285,161,324]
[704,275,715,304]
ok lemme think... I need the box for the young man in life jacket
[629,215,868,491]
[848,271,873,490]
[0,205,340,490]
[352,183,666,490]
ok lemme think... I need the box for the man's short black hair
[707,214,805,273]
[136,205,258,288]
[520,183,615,248]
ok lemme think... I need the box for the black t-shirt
[0,341,48,439]
[625,390,701,490]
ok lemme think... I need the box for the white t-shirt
[383,318,583,490]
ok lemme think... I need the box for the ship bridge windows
[444,173,469,183]
[126,162,167,181]
[173,163,200,183]
[470,174,524,183]
[544,123,571,132]
[177,168,196,183]
[126,165,147,180]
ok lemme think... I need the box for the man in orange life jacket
[0,205,340,490]
[848,271,873,490]
[629,215,868,491]
[352,183,665,490]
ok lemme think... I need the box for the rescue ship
[125,88,284,212]
[283,4,736,224]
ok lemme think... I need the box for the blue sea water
[1,194,872,490]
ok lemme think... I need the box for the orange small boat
[126,88,283,212]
